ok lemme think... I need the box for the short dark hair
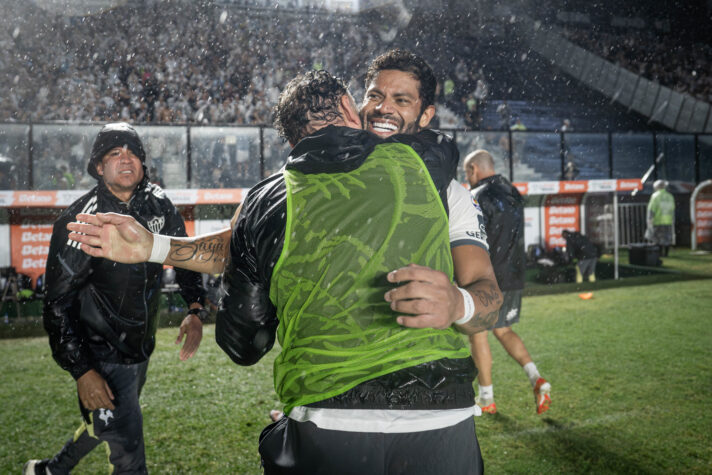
[273,70,349,145]
[365,48,436,111]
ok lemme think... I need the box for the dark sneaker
[23,459,50,475]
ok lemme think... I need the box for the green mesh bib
[270,142,470,414]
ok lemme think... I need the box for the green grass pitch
[2,248,711,473]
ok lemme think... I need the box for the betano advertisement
[694,186,712,249]
[543,194,582,249]
[9,209,60,286]
[3,181,642,282]
[9,207,195,285]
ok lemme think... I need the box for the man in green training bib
[219,68,500,474]
[67,57,501,474]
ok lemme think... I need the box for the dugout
[515,178,642,280]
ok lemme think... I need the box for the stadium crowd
[0,1,378,124]
[562,26,712,103]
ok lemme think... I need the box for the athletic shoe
[533,378,552,414]
[23,459,50,475]
[475,396,497,414]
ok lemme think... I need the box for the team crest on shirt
[146,216,165,233]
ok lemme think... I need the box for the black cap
[88,123,146,180]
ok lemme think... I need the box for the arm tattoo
[472,282,501,308]
[471,282,503,329]
[169,236,228,264]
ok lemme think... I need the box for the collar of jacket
[97,175,151,207]
[287,125,381,174]
[478,174,508,187]
[287,125,457,177]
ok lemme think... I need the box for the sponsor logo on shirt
[471,197,482,213]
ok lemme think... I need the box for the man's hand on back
[67,212,153,263]
[384,264,463,329]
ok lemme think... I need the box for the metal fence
[618,202,648,246]
[1,122,711,191]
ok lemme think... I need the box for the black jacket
[563,231,599,260]
[216,126,475,410]
[471,174,526,291]
[43,177,205,380]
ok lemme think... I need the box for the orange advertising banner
[0,189,250,207]
[543,194,582,249]
[695,194,712,246]
[8,208,198,286]
[9,209,60,286]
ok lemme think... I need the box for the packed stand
[0,1,380,124]
[562,26,712,103]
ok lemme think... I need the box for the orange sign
[9,210,59,285]
[512,179,641,196]
[0,189,250,207]
[544,194,582,249]
[695,192,712,247]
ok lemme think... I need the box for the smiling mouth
[369,120,399,134]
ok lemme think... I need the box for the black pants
[48,361,149,475]
[259,416,484,475]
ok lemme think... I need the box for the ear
[418,105,436,129]
[95,163,104,177]
[339,94,361,130]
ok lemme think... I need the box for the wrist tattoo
[170,237,227,263]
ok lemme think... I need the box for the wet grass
[1,247,710,473]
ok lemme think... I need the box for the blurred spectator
[149,167,165,188]
[496,101,512,131]
[562,160,579,180]
[645,179,675,256]
[510,118,527,131]
[561,229,599,283]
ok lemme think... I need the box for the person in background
[562,229,599,283]
[25,123,206,475]
[646,179,675,257]
[463,149,552,415]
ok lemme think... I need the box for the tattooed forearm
[472,282,501,308]
[458,279,503,335]
[161,233,231,275]
[474,309,499,330]
[170,236,227,264]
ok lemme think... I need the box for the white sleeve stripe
[66,196,98,248]
[451,239,489,252]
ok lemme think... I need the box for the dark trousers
[259,416,484,475]
[48,360,149,475]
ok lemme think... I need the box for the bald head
[463,149,495,188]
